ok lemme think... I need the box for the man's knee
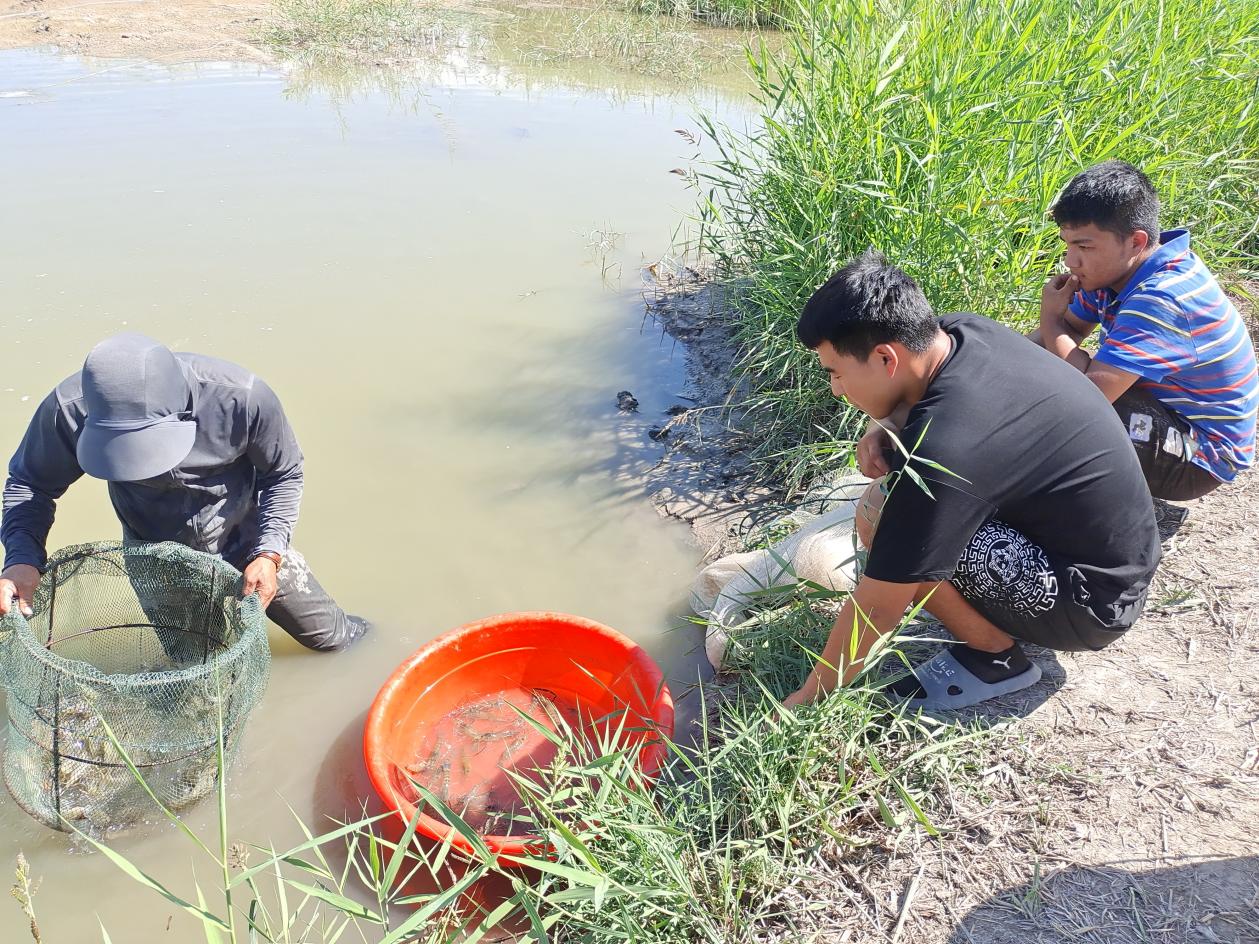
[266,602,356,652]
[855,479,887,549]
[294,618,351,652]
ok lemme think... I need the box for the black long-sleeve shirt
[2,352,304,571]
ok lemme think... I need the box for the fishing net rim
[45,539,241,584]
[2,603,267,689]
[0,541,268,689]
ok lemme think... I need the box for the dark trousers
[232,548,357,652]
[1111,387,1222,501]
[124,529,356,653]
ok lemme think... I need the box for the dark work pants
[1111,387,1223,502]
[123,529,356,653]
[231,548,356,652]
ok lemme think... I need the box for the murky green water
[0,37,749,941]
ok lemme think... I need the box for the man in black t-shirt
[783,251,1161,711]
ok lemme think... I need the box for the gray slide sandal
[904,649,1042,711]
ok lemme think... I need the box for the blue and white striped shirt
[1070,230,1257,482]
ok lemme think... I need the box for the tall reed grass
[692,0,1259,486]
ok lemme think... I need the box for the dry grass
[782,483,1259,943]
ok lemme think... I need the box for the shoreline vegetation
[7,0,1258,941]
[262,0,764,82]
[628,0,789,28]
[30,604,998,943]
[688,0,1258,491]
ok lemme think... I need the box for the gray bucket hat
[76,334,197,482]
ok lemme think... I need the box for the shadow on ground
[946,856,1259,944]
[1154,497,1190,543]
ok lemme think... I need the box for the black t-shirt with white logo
[864,313,1161,616]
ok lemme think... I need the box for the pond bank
[0,0,274,62]
[636,268,784,560]
[641,270,1259,944]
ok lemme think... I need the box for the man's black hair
[796,250,938,358]
[1051,160,1161,244]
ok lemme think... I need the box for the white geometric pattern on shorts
[951,521,1058,615]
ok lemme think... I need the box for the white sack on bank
[691,473,870,670]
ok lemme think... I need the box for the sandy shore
[0,0,284,62]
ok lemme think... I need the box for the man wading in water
[0,333,368,651]
[784,252,1161,710]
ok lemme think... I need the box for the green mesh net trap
[0,541,271,834]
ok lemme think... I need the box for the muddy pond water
[0,41,751,941]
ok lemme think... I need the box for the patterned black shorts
[950,521,1142,652]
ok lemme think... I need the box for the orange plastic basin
[363,612,674,863]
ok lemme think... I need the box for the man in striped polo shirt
[1037,160,1257,500]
